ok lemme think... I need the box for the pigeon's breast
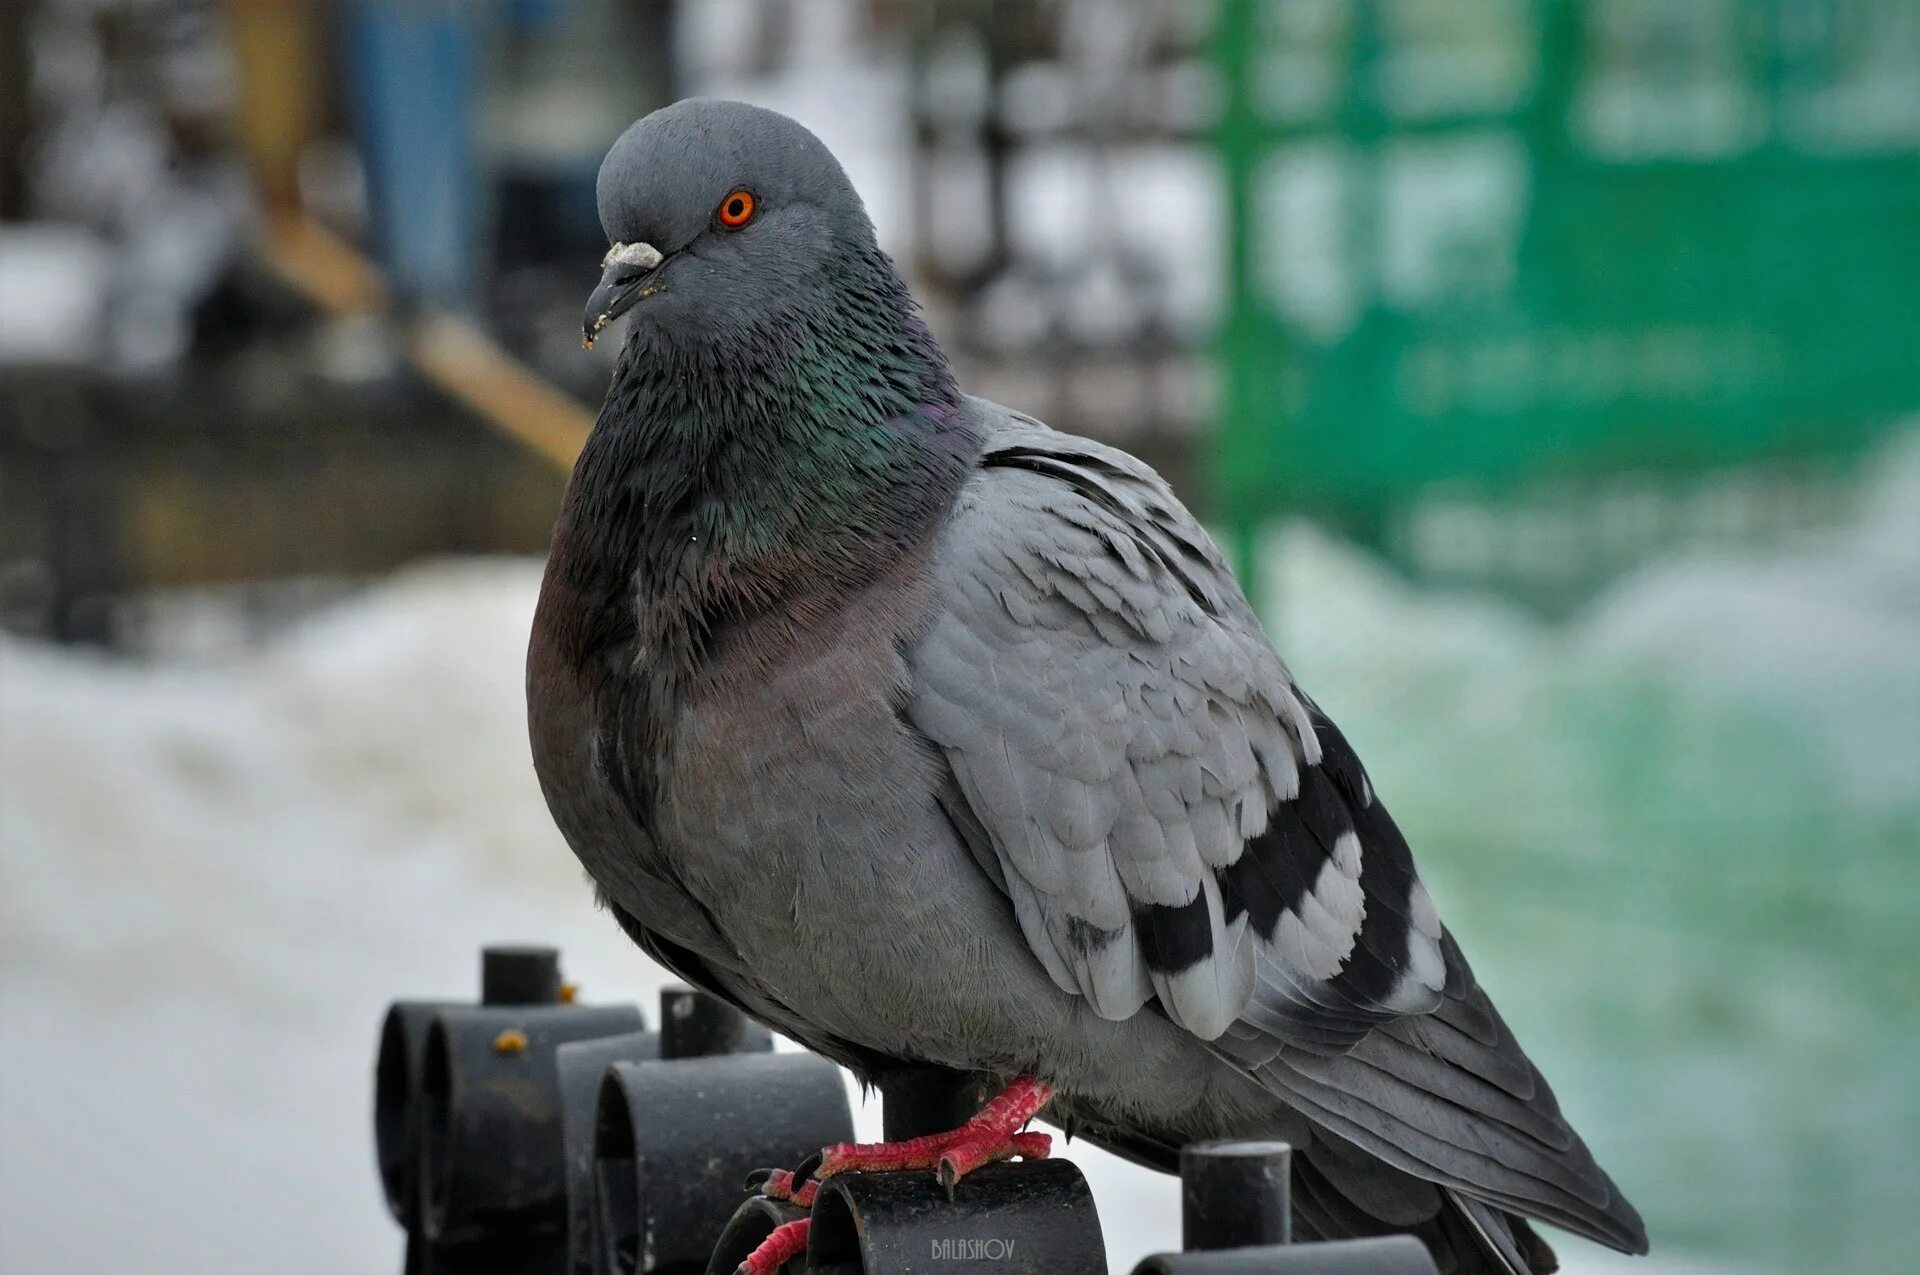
[527,555,677,893]
[637,553,1041,1050]
[652,557,947,904]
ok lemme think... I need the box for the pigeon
[529,98,1647,1275]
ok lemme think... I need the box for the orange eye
[717,189,755,228]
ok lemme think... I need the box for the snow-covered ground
[0,553,1191,1274]
[11,437,1916,1274]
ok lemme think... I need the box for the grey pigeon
[530,99,1647,1274]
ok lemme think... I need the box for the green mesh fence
[1212,0,1920,596]
[1212,5,1920,1270]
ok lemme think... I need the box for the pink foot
[737,1076,1055,1272]
[816,1075,1055,1191]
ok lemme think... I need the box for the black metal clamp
[419,1000,646,1246]
[379,956,1439,1275]
[592,1044,854,1274]
[554,1030,661,1275]
[377,948,565,1230]
[379,947,647,1275]
[378,951,820,1275]
[809,1158,1107,1274]
[1131,1141,1438,1274]
[658,985,776,1059]
[563,989,785,1275]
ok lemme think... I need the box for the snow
[8,438,1914,1273]
[0,225,112,366]
[0,560,1165,1273]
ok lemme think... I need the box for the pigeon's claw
[737,1077,1054,1271]
[816,1075,1055,1192]
[938,1130,1052,1192]
[737,1155,820,1272]
[736,1218,809,1275]
[759,1167,819,1207]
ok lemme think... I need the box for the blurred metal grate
[905,0,1222,489]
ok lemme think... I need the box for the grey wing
[904,405,1646,1257]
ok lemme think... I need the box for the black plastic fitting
[872,1066,993,1140]
[483,946,565,1006]
[421,1001,647,1244]
[704,1065,988,1275]
[807,1158,1108,1275]
[1131,1236,1438,1274]
[377,999,462,1226]
[1182,1139,1292,1250]
[704,1193,810,1275]
[557,1031,663,1275]
[593,1051,853,1274]
[376,948,581,1228]
[1130,1139,1438,1275]
[416,1230,584,1275]
[659,985,774,1059]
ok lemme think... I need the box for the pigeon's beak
[583,241,665,348]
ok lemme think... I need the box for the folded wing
[904,404,1645,1257]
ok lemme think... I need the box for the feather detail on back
[908,405,1444,1042]
[905,400,1646,1260]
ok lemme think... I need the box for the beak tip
[585,244,660,348]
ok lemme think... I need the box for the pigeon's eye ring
[716,189,756,229]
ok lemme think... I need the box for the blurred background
[1,1,1916,1272]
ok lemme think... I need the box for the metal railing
[375,946,1440,1274]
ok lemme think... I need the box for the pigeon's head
[584,99,872,348]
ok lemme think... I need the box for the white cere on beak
[603,241,664,271]
[584,241,668,348]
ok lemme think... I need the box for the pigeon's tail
[1289,1140,1561,1274]
[1078,1118,1559,1274]
[1446,1190,1559,1275]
